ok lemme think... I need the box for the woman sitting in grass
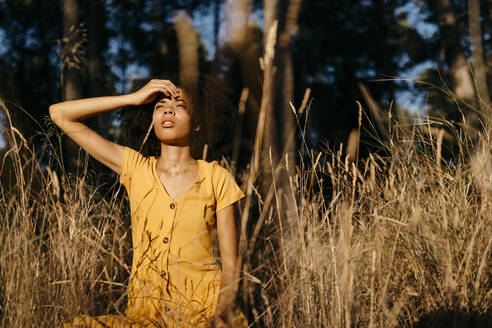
[49,77,246,328]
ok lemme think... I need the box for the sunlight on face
[152,89,194,145]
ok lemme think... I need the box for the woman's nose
[163,108,175,116]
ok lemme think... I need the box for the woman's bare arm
[49,79,179,174]
[50,95,132,174]
[214,205,239,326]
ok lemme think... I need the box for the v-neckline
[152,157,201,203]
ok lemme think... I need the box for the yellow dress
[64,147,246,327]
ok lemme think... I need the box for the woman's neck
[157,143,195,171]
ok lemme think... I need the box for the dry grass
[262,129,492,327]
[1,102,131,327]
[1,94,491,328]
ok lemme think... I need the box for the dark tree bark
[432,0,475,101]
[62,0,83,173]
[276,0,302,168]
[213,0,221,50]
[63,0,82,101]
[217,0,262,162]
[88,0,106,133]
[468,0,491,114]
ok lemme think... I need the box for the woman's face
[152,88,195,145]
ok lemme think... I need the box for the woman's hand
[128,79,180,106]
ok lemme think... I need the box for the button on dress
[63,147,245,327]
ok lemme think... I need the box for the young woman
[50,78,246,328]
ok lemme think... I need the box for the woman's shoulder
[121,146,155,175]
[123,146,155,163]
[197,159,232,177]
[197,159,241,190]
[197,159,244,209]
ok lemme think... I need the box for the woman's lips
[161,120,175,127]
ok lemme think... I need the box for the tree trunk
[469,0,491,115]
[276,0,302,169]
[62,0,83,173]
[88,0,101,96]
[174,11,199,84]
[88,0,106,132]
[220,0,262,159]
[213,0,221,50]
[433,0,475,101]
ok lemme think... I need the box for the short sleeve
[212,162,245,212]
[119,146,146,190]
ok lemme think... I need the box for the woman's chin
[157,136,190,147]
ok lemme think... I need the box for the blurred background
[0,0,491,170]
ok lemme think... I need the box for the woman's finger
[166,82,179,98]
[164,85,176,97]
[165,82,179,97]
[158,87,171,97]
[159,80,179,97]
[149,79,179,98]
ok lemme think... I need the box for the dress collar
[195,160,206,184]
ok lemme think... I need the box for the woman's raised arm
[49,79,179,174]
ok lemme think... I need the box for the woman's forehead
[152,87,193,112]
[156,94,186,104]
[156,97,185,103]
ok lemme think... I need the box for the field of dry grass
[266,130,491,327]
[1,95,491,327]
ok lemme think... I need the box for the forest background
[0,0,491,327]
[2,0,492,166]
